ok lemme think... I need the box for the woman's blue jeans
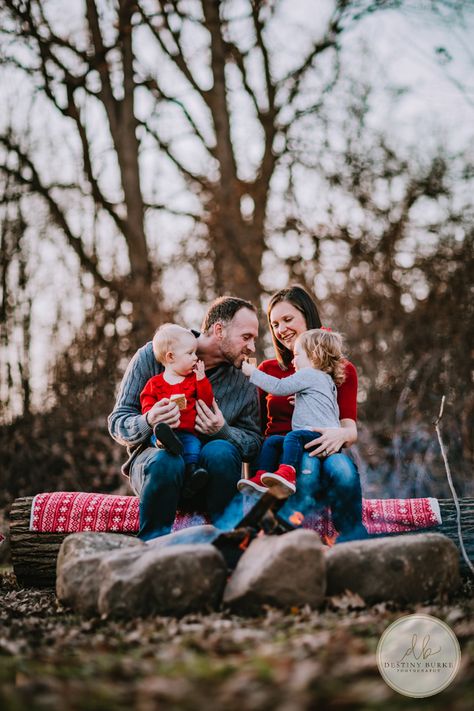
[130,439,243,540]
[281,452,367,540]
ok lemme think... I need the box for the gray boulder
[97,543,227,617]
[56,532,144,614]
[326,532,460,603]
[223,529,326,614]
[145,524,220,548]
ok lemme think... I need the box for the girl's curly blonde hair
[296,329,346,386]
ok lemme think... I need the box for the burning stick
[288,511,304,526]
[212,488,294,571]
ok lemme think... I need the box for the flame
[289,511,304,526]
[322,533,338,547]
[238,532,251,551]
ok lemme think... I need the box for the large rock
[145,525,220,549]
[326,532,460,603]
[97,543,227,617]
[56,532,144,614]
[223,529,326,614]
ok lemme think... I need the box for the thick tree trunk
[9,496,474,588]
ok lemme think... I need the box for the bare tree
[0,0,408,331]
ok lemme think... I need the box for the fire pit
[212,486,296,570]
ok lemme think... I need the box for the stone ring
[323,449,329,456]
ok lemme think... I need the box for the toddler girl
[239,329,345,495]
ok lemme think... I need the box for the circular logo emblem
[376,614,461,697]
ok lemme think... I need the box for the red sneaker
[261,464,296,494]
[237,471,267,494]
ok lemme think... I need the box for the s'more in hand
[170,393,187,410]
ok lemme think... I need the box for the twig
[434,396,474,576]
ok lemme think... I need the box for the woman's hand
[304,419,358,457]
[145,398,180,428]
[195,398,225,435]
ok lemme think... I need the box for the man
[108,296,262,540]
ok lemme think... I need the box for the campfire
[289,511,305,526]
[212,486,298,571]
[321,533,338,548]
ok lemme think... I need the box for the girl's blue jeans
[257,433,365,539]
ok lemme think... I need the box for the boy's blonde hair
[152,323,195,364]
[297,329,346,386]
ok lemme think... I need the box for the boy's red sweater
[140,372,214,433]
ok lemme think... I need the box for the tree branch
[85,0,119,132]
[137,75,216,157]
[0,135,112,290]
[250,0,276,116]
[143,202,203,220]
[138,119,211,192]
[138,2,211,109]
[63,83,128,235]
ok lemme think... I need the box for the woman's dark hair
[267,285,322,368]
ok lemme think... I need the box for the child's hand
[194,360,206,380]
[241,360,255,377]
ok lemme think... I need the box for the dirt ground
[0,568,472,711]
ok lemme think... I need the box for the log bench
[9,496,474,587]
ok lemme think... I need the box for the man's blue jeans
[130,439,243,540]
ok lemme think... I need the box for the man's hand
[195,398,225,435]
[145,398,180,428]
[194,359,206,381]
[241,360,255,377]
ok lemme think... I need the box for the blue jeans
[150,431,203,465]
[257,431,318,471]
[258,434,365,538]
[279,450,366,538]
[130,439,243,540]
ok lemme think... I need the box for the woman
[241,285,367,541]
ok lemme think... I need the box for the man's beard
[220,336,246,368]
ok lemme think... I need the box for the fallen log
[9,496,474,587]
[9,496,135,587]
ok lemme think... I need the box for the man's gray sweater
[108,341,262,475]
[250,367,340,431]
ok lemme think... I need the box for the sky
[1,0,473,418]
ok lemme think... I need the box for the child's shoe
[182,464,209,499]
[152,423,183,456]
[237,471,267,494]
[261,464,296,494]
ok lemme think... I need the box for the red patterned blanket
[29,492,441,538]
